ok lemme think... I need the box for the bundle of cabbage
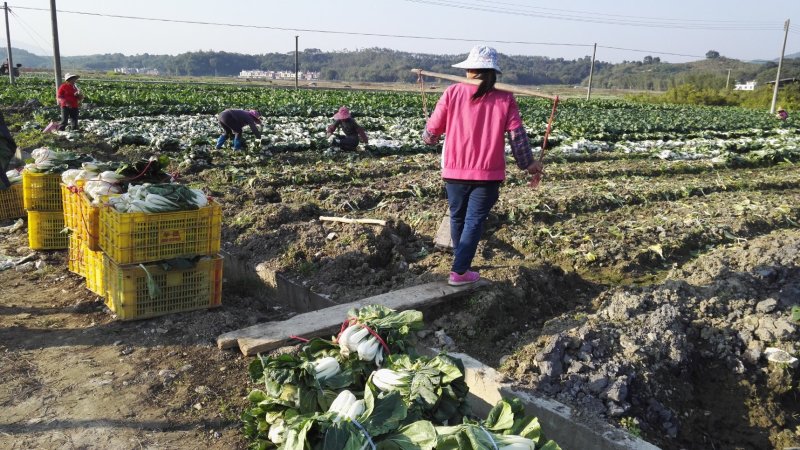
[83,171,126,202]
[108,183,208,213]
[70,161,121,186]
[25,147,82,174]
[63,166,126,202]
[338,324,384,366]
[5,170,22,185]
[327,390,365,423]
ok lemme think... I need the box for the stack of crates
[24,170,68,250]
[0,181,25,221]
[62,184,105,296]
[98,198,224,320]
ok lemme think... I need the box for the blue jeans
[445,182,500,274]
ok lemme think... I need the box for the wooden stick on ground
[319,216,387,226]
[411,69,557,100]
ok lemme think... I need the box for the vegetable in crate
[116,155,172,184]
[25,147,85,174]
[107,183,208,213]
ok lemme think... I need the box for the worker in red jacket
[57,73,84,131]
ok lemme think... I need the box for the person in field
[216,109,262,150]
[57,73,84,131]
[422,45,543,286]
[777,108,788,121]
[326,106,368,151]
[0,111,17,188]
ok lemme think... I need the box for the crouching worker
[326,106,368,151]
[0,111,17,189]
[216,109,262,150]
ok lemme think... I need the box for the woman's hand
[527,160,544,188]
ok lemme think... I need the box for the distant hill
[590,56,777,90]
[6,48,51,69]
[8,47,800,91]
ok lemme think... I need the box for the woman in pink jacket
[423,45,543,286]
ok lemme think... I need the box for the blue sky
[6,0,800,63]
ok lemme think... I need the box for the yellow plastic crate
[85,244,105,297]
[28,210,69,250]
[62,185,101,251]
[62,184,80,231]
[0,183,25,220]
[80,192,101,251]
[23,171,63,211]
[68,234,86,277]
[99,201,222,265]
[104,254,223,320]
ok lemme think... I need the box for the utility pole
[50,0,62,91]
[4,2,14,85]
[725,69,731,90]
[770,19,790,114]
[586,42,597,100]
[294,35,299,90]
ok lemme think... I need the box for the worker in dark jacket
[326,106,368,151]
[216,109,262,150]
[0,111,17,188]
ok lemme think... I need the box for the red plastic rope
[336,317,358,341]
[127,159,154,182]
[362,324,391,356]
[289,335,310,343]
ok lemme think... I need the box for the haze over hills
[7,47,798,91]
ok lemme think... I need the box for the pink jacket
[425,83,523,181]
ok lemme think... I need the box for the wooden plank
[217,280,489,355]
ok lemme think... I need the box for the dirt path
[0,231,273,449]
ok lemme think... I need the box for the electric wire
[8,4,776,61]
[402,0,782,30]
[9,5,591,48]
[8,9,52,56]
[457,0,780,25]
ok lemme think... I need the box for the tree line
[8,47,799,91]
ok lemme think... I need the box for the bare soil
[2,139,798,449]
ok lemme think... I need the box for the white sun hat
[63,73,80,81]
[452,45,502,73]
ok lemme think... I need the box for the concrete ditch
[451,351,660,450]
[219,273,660,449]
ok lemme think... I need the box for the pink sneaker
[448,270,480,286]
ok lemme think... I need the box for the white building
[734,80,757,91]
[239,70,319,81]
[114,67,160,76]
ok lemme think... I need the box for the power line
[598,46,704,59]
[403,0,782,30]
[10,5,590,48]
[460,0,779,26]
[10,5,725,60]
[8,9,52,56]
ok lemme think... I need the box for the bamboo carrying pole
[411,69,556,100]
[319,216,387,226]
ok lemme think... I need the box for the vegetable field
[0,76,798,450]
